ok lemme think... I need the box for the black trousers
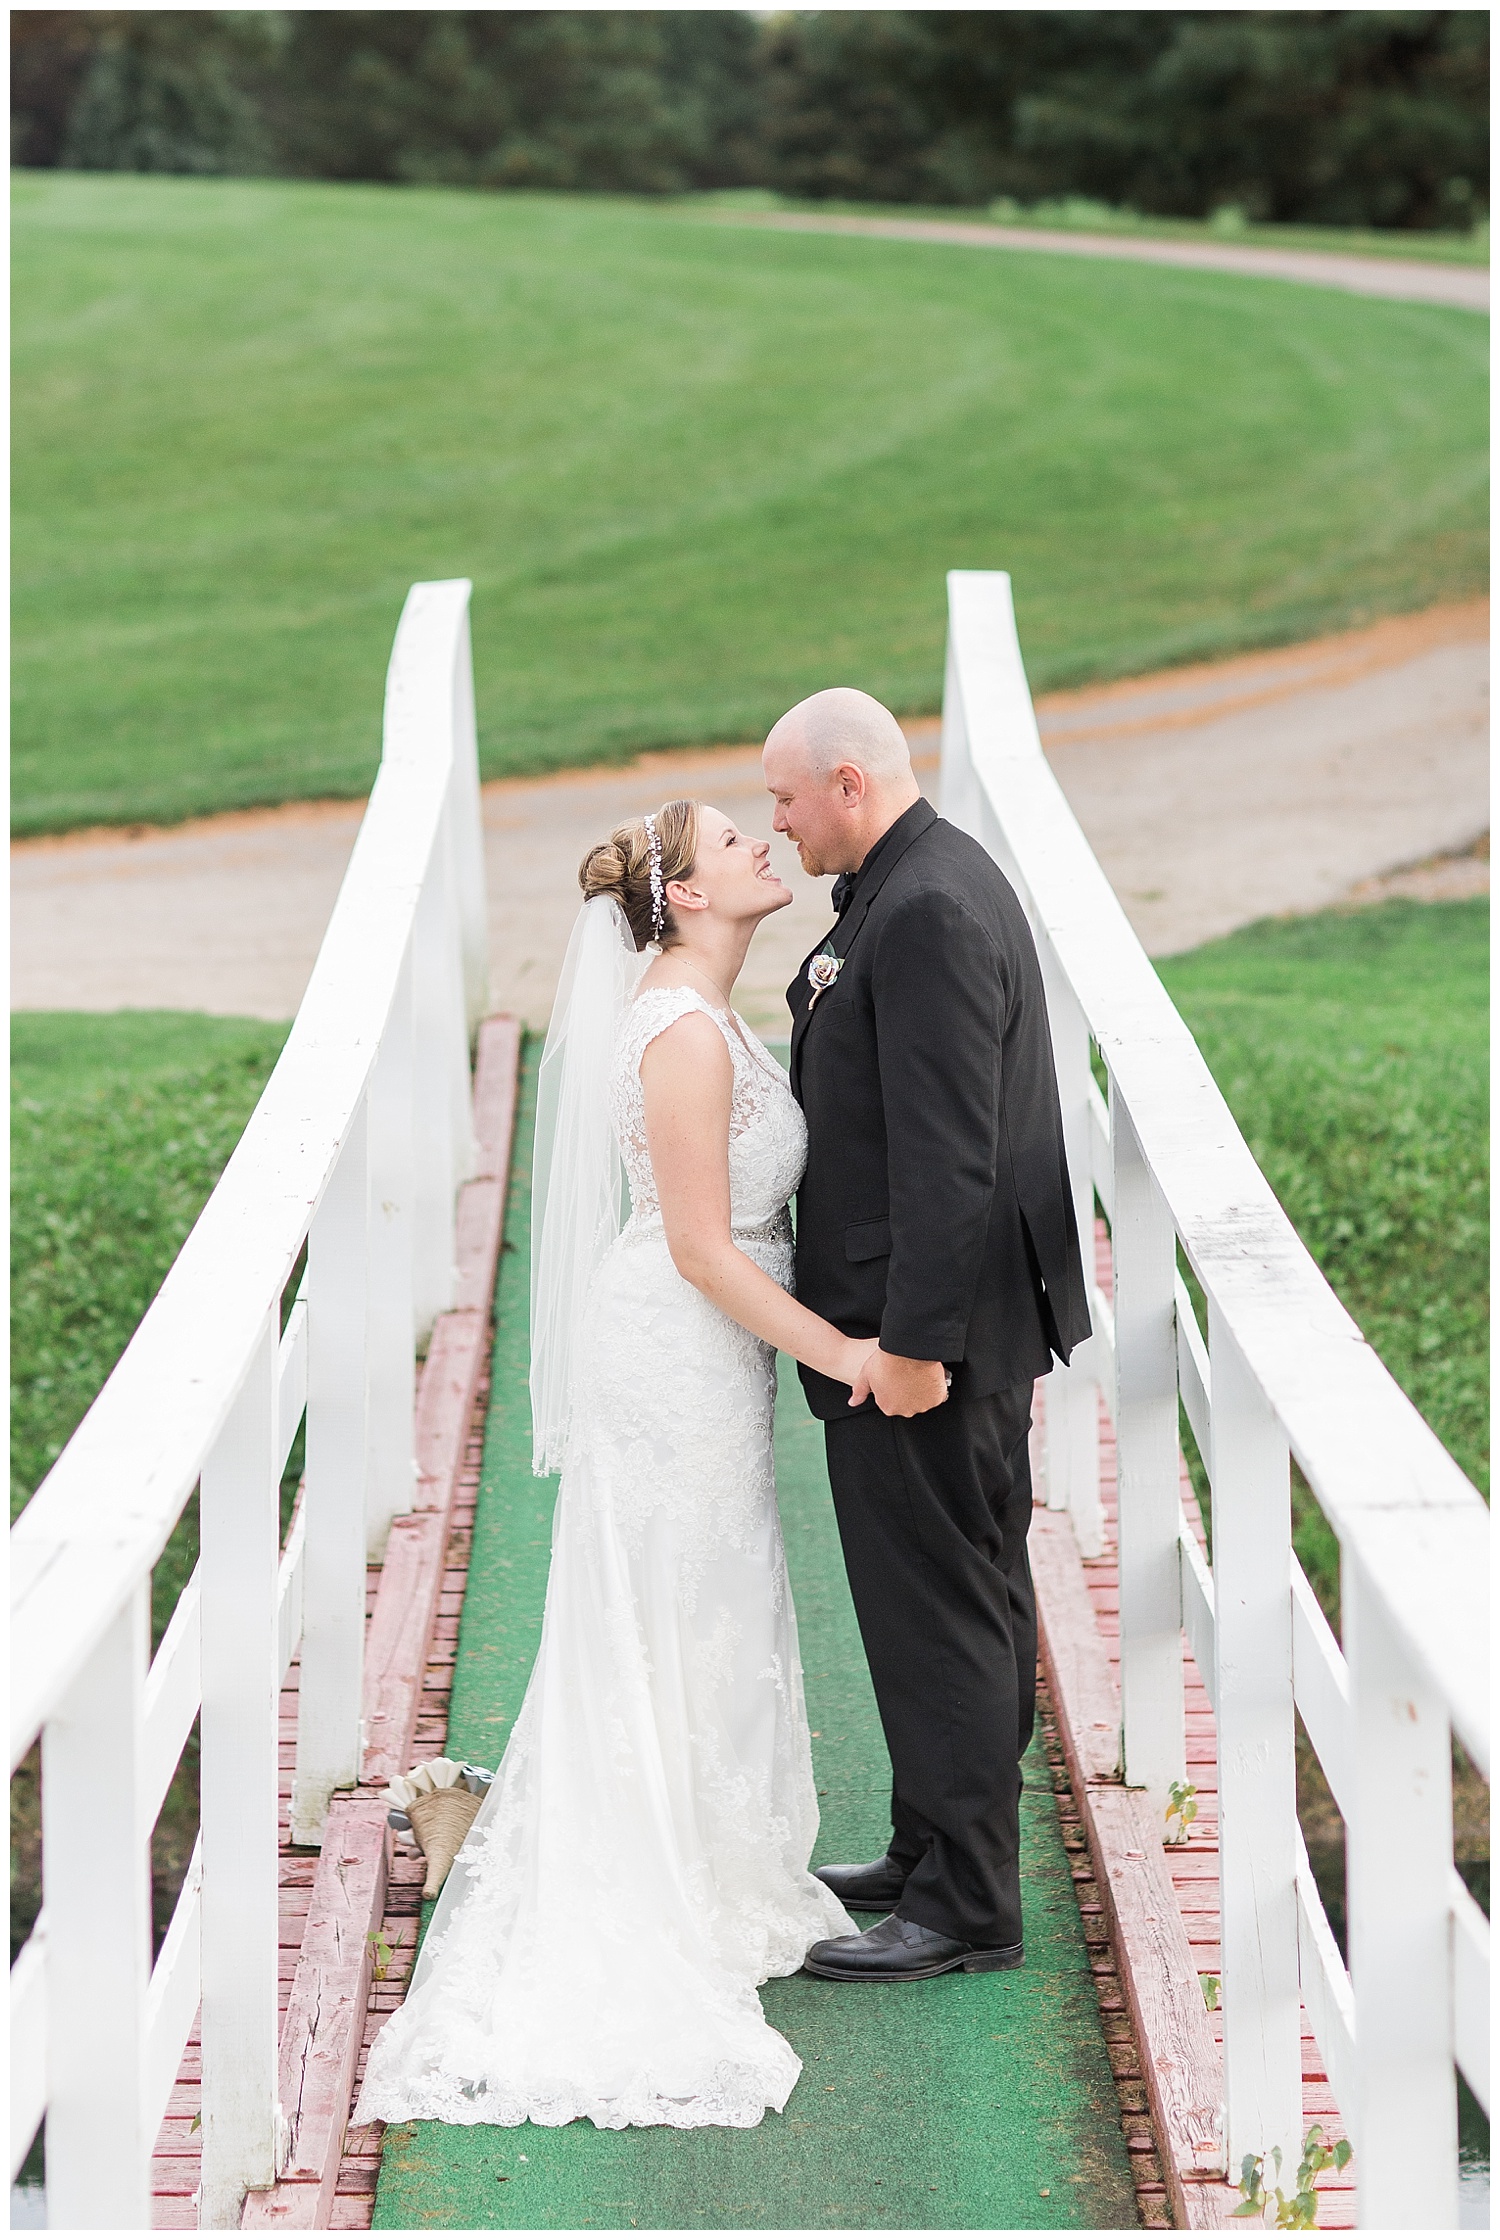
[822,1382,1037,1949]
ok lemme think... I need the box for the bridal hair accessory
[383,1758,494,1899]
[642,812,666,939]
[529,894,642,1475]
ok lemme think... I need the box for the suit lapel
[787,937,822,1096]
[788,802,937,1092]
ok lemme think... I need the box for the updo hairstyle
[578,798,700,952]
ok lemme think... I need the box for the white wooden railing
[10,581,488,2230]
[941,571,1489,2227]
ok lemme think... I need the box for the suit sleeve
[871,887,1006,1362]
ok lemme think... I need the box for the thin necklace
[676,956,733,1009]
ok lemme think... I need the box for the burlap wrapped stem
[383,1757,493,1901]
[406,1786,483,1899]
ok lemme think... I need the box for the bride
[355,796,876,2134]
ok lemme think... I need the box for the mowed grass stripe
[14,172,1488,833]
[374,1043,1138,2230]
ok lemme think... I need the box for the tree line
[12,10,1489,233]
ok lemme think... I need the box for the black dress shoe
[813,1854,909,1911]
[803,1913,1024,1981]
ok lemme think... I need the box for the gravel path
[716,211,1490,313]
[11,601,1486,1036]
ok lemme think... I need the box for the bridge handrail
[9,580,486,2227]
[942,571,1487,2230]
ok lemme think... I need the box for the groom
[763,687,1091,1981]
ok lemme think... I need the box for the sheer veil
[529,896,645,1475]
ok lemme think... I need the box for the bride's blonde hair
[578,799,699,952]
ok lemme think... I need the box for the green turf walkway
[374,1049,1137,2229]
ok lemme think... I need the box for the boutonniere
[806,942,844,1009]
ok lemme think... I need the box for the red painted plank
[152,2198,201,2230]
[243,1799,390,2228]
[359,1513,452,1786]
[412,1309,487,1511]
[1029,1507,1121,1784]
[470,1016,522,1184]
[316,1431,488,2227]
[453,1178,505,1316]
[243,2180,326,2228]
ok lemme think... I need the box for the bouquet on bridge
[383,1758,494,1899]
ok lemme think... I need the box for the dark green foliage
[10,11,279,178]
[766,10,1489,228]
[59,12,276,178]
[10,10,98,168]
[268,11,764,193]
[13,10,765,194]
[11,10,1489,230]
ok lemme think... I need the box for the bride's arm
[640,1012,877,1404]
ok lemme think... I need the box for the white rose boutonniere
[806,944,844,1009]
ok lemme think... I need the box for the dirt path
[717,210,1490,313]
[11,601,1487,1036]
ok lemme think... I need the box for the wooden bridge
[10,576,1488,2229]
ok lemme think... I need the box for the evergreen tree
[762,10,1488,227]
[60,12,275,177]
[10,9,1488,232]
[12,10,106,168]
[268,11,761,192]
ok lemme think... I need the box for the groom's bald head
[764,687,912,784]
[763,687,921,879]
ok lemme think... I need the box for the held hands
[842,1339,882,1408]
[845,1345,950,1416]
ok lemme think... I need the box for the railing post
[292,1096,372,1843]
[441,797,480,1195]
[200,1311,285,2226]
[411,852,460,1345]
[1207,1306,1302,2183]
[1037,955,1103,1556]
[1345,1550,1459,2226]
[365,952,416,1560]
[41,1586,151,2229]
[1110,1085,1185,1807]
[449,603,490,1037]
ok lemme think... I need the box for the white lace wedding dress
[354,984,853,2133]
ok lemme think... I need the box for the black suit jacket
[787,799,1092,1421]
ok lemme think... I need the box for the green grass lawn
[13,171,1488,834]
